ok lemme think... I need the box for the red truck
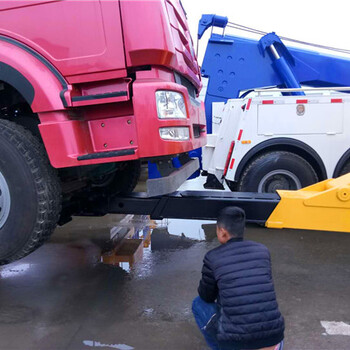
[0,0,206,264]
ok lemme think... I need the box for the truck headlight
[156,91,187,119]
[159,127,190,141]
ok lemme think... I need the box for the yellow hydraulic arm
[266,173,350,233]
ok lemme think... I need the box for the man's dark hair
[217,206,246,238]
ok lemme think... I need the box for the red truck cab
[0,0,205,177]
[0,0,206,264]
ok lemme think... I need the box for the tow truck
[86,16,350,235]
[198,15,350,193]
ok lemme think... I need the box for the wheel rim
[257,169,302,193]
[0,171,11,228]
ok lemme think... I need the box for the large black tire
[0,119,61,264]
[237,151,318,193]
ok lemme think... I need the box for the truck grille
[166,0,201,89]
[174,72,197,98]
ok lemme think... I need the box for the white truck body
[203,87,350,190]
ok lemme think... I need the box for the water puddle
[0,214,217,277]
[83,340,134,349]
[165,218,217,241]
[0,263,31,278]
[102,215,216,273]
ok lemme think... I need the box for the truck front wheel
[237,151,318,193]
[0,120,61,265]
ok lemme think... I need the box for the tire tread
[237,151,318,192]
[0,119,61,264]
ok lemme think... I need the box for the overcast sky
[181,0,350,63]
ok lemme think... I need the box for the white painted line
[320,321,350,336]
[83,340,134,349]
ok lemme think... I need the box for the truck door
[0,0,126,80]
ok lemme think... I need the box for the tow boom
[81,174,350,233]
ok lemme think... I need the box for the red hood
[120,0,201,92]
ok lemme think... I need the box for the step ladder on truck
[198,15,350,193]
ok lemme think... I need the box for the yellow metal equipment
[266,173,350,233]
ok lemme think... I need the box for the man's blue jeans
[192,296,220,350]
[192,296,284,350]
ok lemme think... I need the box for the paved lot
[0,214,349,350]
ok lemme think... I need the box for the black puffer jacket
[198,238,284,349]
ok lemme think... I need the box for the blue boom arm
[200,15,350,132]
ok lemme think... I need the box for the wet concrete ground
[0,212,349,349]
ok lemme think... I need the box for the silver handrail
[255,86,350,96]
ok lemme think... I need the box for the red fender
[0,37,69,113]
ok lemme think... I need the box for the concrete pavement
[0,215,349,350]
